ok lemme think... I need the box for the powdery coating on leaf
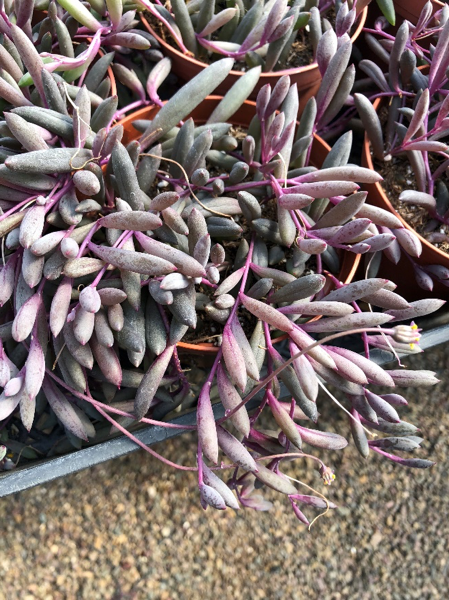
[240,294,294,333]
[199,483,227,510]
[216,363,251,437]
[89,242,177,276]
[197,384,219,464]
[12,293,42,342]
[134,345,174,420]
[101,211,162,231]
[268,392,303,449]
[79,286,101,314]
[221,324,247,392]
[42,379,89,441]
[216,425,258,472]
[254,464,297,496]
[24,336,45,400]
[135,232,206,278]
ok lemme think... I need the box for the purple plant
[352,3,449,290]
[142,0,361,72]
[0,12,444,525]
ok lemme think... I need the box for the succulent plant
[142,0,363,73]
[354,4,449,289]
[0,0,168,116]
[0,5,444,524]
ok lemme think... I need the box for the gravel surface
[0,347,447,600]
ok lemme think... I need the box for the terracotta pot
[361,97,449,300]
[393,0,444,24]
[140,7,367,115]
[119,97,361,355]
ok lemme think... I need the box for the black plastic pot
[1,320,448,498]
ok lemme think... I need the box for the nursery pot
[140,7,367,115]
[119,97,361,357]
[361,97,449,300]
[393,0,444,24]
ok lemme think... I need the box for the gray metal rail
[0,324,448,498]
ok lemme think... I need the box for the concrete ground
[0,347,447,600]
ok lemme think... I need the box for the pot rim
[364,96,449,264]
[140,7,367,80]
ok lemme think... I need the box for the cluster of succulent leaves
[354,1,449,290]
[0,0,445,523]
[145,0,364,72]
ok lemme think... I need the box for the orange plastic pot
[140,7,367,115]
[361,97,449,300]
[393,0,444,24]
[119,97,360,356]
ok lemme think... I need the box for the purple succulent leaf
[413,265,434,291]
[240,294,294,334]
[359,59,391,93]
[370,447,435,469]
[324,347,368,385]
[0,253,19,307]
[24,335,45,401]
[12,293,42,343]
[369,437,422,451]
[382,236,402,264]
[216,425,258,472]
[404,141,448,152]
[361,233,395,252]
[429,18,449,94]
[385,299,446,321]
[278,193,315,210]
[328,218,371,245]
[316,29,338,77]
[230,317,260,382]
[202,464,239,510]
[380,394,408,406]
[290,501,310,525]
[199,483,227,510]
[354,93,384,160]
[356,205,403,229]
[302,312,394,333]
[222,323,247,392]
[316,41,352,120]
[267,391,303,449]
[389,21,409,93]
[295,424,348,450]
[365,390,401,423]
[279,301,354,317]
[134,345,175,420]
[198,8,238,37]
[216,363,251,437]
[264,76,291,119]
[291,494,337,509]
[254,464,297,495]
[403,89,430,144]
[386,370,439,387]
[321,278,388,303]
[329,347,395,386]
[298,166,382,184]
[197,384,219,465]
[291,181,359,198]
[42,379,89,441]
